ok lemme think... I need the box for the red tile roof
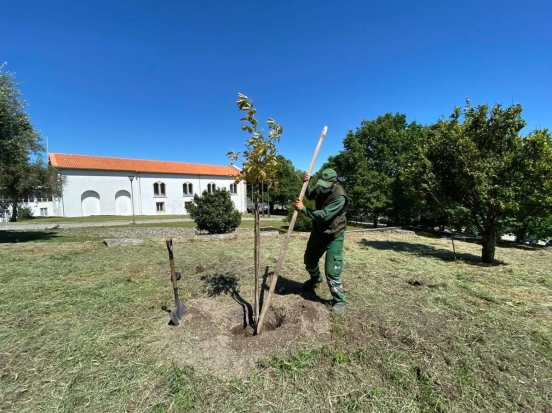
[49,153,239,177]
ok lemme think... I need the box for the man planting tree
[295,168,348,315]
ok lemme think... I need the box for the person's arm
[302,196,345,222]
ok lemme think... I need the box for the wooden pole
[256,126,328,334]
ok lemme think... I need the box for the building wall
[57,169,246,217]
[1,199,59,220]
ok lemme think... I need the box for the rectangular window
[156,202,165,212]
[183,183,193,195]
[40,207,48,216]
[154,182,166,197]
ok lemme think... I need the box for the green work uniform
[301,183,348,304]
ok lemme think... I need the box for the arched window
[154,182,166,196]
[207,183,216,194]
[229,183,238,194]
[183,182,193,195]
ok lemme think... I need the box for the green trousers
[303,233,345,304]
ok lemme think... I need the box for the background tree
[186,188,241,234]
[284,198,315,231]
[267,155,302,211]
[0,64,64,221]
[227,93,283,326]
[409,100,552,263]
[324,113,424,227]
[502,129,552,242]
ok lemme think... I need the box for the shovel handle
[166,238,174,260]
[166,238,178,289]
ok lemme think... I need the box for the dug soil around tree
[151,294,332,378]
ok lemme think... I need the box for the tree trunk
[253,185,260,326]
[481,226,496,263]
[373,214,378,228]
[267,187,270,217]
[9,201,18,222]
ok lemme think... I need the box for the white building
[33,153,246,218]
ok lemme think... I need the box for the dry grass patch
[0,229,550,412]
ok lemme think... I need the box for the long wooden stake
[256,126,328,334]
[253,185,261,324]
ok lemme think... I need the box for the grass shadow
[260,269,332,307]
[200,272,254,328]
[358,239,506,266]
[0,230,60,243]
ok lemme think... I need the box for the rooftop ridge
[48,153,239,177]
[48,152,236,169]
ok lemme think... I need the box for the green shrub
[285,199,315,232]
[18,205,34,220]
[187,189,241,234]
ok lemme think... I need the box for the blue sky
[2,0,551,172]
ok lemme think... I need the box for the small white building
[37,153,246,217]
[1,186,54,220]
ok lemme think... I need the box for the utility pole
[128,175,136,224]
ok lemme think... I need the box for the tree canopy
[407,100,552,263]
[265,155,302,210]
[323,113,424,227]
[186,188,241,234]
[0,65,64,221]
[318,100,552,263]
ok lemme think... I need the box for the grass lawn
[0,228,550,412]
[0,218,368,243]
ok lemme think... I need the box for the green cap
[316,168,337,188]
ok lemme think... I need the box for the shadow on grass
[0,231,60,243]
[200,272,254,328]
[260,268,332,307]
[201,269,334,329]
[358,239,506,266]
[412,229,544,252]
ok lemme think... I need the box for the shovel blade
[169,300,186,326]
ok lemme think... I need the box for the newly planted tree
[227,93,283,326]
